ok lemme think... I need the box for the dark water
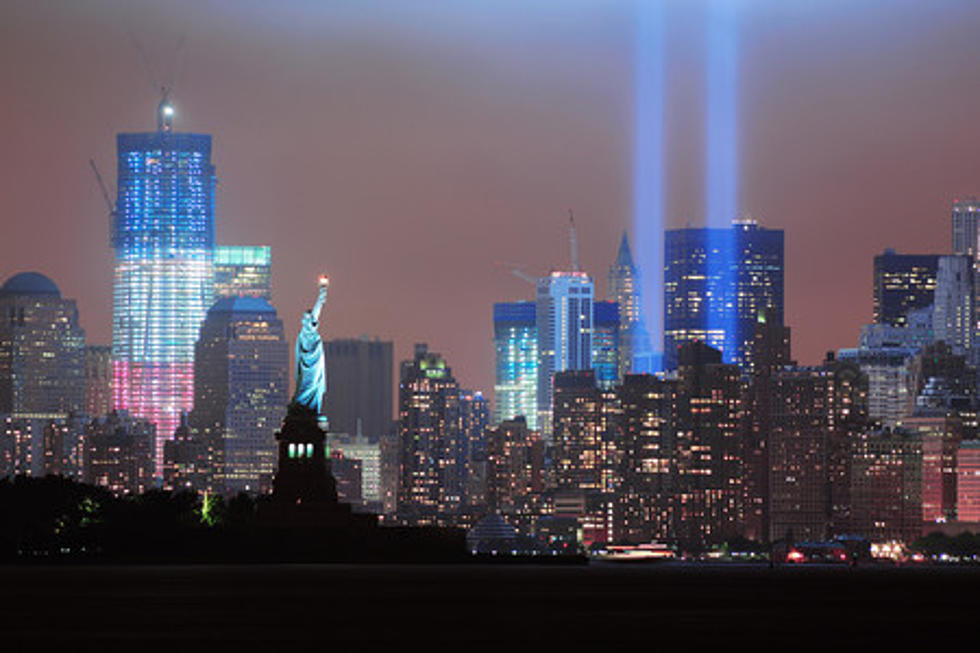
[1,562,976,647]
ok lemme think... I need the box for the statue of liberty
[291,276,328,418]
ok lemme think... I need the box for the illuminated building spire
[157,87,175,132]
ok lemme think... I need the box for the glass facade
[536,272,594,438]
[493,302,538,430]
[191,297,288,495]
[592,301,620,391]
[112,131,216,475]
[0,273,86,418]
[664,219,783,371]
[214,245,272,299]
[872,250,939,327]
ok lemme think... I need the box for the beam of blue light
[633,0,664,372]
[706,0,738,363]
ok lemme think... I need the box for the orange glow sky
[3,0,980,401]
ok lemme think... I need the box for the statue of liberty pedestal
[290,276,328,419]
[272,275,339,507]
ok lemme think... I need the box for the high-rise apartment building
[459,389,489,507]
[213,245,271,300]
[664,219,783,371]
[552,370,603,493]
[837,346,915,428]
[0,272,85,417]
[112,102,216,474]
[957,440,980,523]
[741,312,794,541]
[485,417,543,516]
[1,414,84,478]
[592,301,620,391]
[323,337,393,440]
[493,302,538,429]
[932,255,973,356]
[904,414,961,526]
[397,344,462,524]
[326,432,382,507]
[616,373,677,543]
[768,358,868,542]
[673,342,742,545]
[84,345,113,418]
[952,198,980,363]
[849,429,923,543]
[536,271,593,437]
[189,297,288,495]
[872,250,939,327]
[83,411,155,496]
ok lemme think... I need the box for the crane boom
[89,159,114,214]
[510,268,537,286]
[89,158,116,238]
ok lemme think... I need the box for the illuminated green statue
[291,276,328,417]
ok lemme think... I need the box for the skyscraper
[957,440,980,523]
[768,358,868,542]
[872,250,939,326]
[673,342,742,546]
[616,373,676,543]
[0,272,85,416]
[932,255,973,356]
[952,198,980,361]
[84,345,113,418]
[608,232,655,375]
[112,100,216,474]
[213,245,272,300]
[591,301,620,391]
[663,219,783,371]
[536,271,593,437]
[952,198,979,261]
[849,429,923,543]
[190,297,288,495]
[552,370,603,493]
[492,302,538,429]
[458,389,489,508]
[485,417,543,516]
[323,337,393,441]
[397,343,462,524]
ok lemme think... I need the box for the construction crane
[89,158,116,240]
[494,260,537,286]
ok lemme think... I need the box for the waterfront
[1,562,976,647]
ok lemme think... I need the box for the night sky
[3,0,980,399]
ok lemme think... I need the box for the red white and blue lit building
[112,99,215,475]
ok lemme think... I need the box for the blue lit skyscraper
[592,300,620,391]
[112,99,216,474]
[664,219,783,372]
[536,271,593,438]
[493,302,538,429]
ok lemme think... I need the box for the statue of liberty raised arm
[290,275,329,419]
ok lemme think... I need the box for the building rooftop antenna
[157,86,175,132]
[568,209,580,272]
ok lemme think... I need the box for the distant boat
[593,542,676,562]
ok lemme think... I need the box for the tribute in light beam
[706,0,738,363]
[633,0,664,372]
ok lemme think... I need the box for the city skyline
[3,0,980,401]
